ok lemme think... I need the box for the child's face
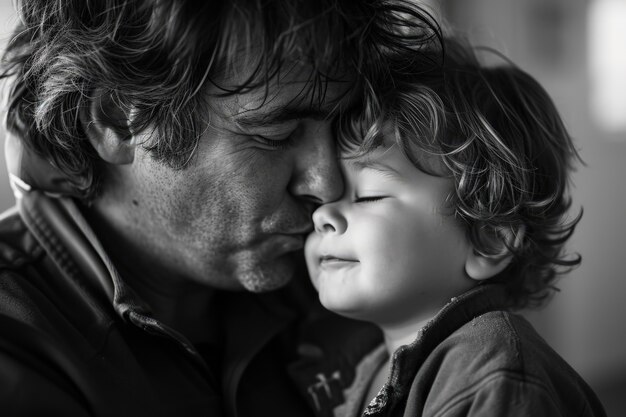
[305,136,475,326]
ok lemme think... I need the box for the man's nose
[312,202,347,234]
[288,120,343,205]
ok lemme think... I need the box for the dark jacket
[0,187,381,416]
[292,284,607,417]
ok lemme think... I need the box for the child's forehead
[341,141,395,165]
[341,143,407,179]
[348,155,402,178]
[341,139,446,180]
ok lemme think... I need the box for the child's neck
[380,317,432,357]
[361,317,433,412]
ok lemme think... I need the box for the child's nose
[312,203,347,234]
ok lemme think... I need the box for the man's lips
[272,234,305,253]
[280,224,314,237]
[283,223,314,237]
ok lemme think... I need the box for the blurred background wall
[1,0,625,414]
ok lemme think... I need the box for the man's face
[107,69,346,292]
[304,135,473,327]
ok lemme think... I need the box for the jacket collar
[364,283,514,415]
[14,186,211,363]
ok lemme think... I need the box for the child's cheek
[304,232,321,290]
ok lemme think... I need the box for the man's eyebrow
[233,106,331,128]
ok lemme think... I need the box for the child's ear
[465,225,525,281]
[80,89,137,165]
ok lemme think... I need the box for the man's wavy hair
[339,38,583,309]
[1,0,441,199]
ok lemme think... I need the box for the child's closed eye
[354,196,386,203]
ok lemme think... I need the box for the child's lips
[319,255,359,266]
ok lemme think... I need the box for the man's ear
[465,225,525,281]
[81,90,137,165]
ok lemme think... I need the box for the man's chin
[237,256,295,293]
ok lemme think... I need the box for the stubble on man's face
[113,67,347,293]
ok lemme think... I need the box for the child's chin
[319,293,365,320]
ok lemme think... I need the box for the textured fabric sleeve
[431,371,572,417]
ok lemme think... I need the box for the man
[0,0,439,415]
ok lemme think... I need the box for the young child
[303,39,607,417]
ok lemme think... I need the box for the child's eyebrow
[350,159,402,179]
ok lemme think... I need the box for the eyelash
[256,135,295,150]
[355,196,385,203]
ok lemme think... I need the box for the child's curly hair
[339,37,583,309]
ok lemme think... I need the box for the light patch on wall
[588,0,626,136]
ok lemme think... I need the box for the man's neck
[118,261,219,345]
[81,202,219,345]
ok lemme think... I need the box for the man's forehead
[216,80,350,125]
[208,57,353,123]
